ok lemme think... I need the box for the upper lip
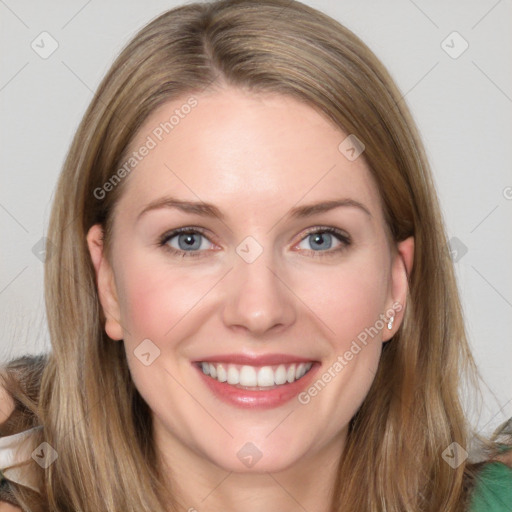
[193,353,317,366]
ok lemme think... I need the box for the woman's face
[87,86,413,475]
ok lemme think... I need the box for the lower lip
[193,362,320,409]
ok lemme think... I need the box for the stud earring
[387,314,395,330]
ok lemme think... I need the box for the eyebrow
[136,196,372,222]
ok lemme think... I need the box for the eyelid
[297,225,351,244]
[158,226,217,256]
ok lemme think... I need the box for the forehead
[115,87,383,222]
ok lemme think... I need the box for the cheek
[294,255,388,425]
[115,252,218,342]
[294,252,390,349]
[126,281,177,339]
[114,253,211,408]
[121,273,171,341]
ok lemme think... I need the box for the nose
[221,246,296,337]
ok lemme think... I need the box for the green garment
[469,462,512,511]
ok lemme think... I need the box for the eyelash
[157,226,352,259]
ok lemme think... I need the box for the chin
[201,438,307,474]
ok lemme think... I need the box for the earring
[387,314,395,330]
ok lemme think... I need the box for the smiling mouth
[196,361,314,390]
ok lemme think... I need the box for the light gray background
[1,0,511,436]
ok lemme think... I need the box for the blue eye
[159,228,212,258]
[158,226,351,258]
[297,227,351,257]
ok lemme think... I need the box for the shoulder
[469,461,512,512]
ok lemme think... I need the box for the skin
[0,502,20,512]
[87,86,414,512]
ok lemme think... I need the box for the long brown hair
[0,1,506,510]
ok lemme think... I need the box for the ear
[86,224,124,341]
[382,236,414,342]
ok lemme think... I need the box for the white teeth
[239,365,257,386]
[257,366,275,387]
[199,361,313,388]
[216,364,227,382]
[274,365,287,385]
[227,366,239,385]
[286,364,296,383]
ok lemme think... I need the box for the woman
[1,0,511,510]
